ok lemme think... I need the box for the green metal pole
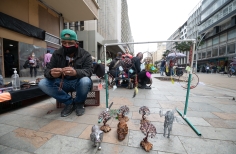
[176,108,201,136]
[178,41,201,136]
[104,46,109,110]
[183,73,192,116]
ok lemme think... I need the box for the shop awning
[40,0,99,22]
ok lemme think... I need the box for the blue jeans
[160,67,165,75]
[38,77,92,105]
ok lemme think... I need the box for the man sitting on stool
[38,29,93,117]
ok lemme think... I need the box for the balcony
[39,0,99,22]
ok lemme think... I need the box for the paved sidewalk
[0,73,236,153]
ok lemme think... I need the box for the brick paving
[0,73,236,154]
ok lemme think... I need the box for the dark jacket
[109,57,124,71]
[44,47,93,79]
[131,56,141,74]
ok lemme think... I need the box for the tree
[140,121,157,152]
[162,50,171,57]
[98,111,111,133]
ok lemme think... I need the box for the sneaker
[61,104,75,117]
[75,103,85,116]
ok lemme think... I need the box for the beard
[63,45,78,55]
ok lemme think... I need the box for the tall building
[153,43,166,63]
[121,0,134,53]
[69,0,133,62]
[187,0,202,40]
[166,28,180,51]
[197,0,236,69]
[0,0,98,77]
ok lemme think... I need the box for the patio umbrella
[166,52,186,61]
[230,61,236,65]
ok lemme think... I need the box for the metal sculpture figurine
[90,125,104,150]
[139,106,150,124]
[159,109,175,138]
[140,121,157,152]
[98,110,111,132]
[117,105,130,122]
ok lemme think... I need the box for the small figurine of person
[28,52,39,77]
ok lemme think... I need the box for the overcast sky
[127,0,201,54]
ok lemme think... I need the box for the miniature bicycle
[178,72,199,89]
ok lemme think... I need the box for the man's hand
[50,68,62,78]
[62,67,77,76]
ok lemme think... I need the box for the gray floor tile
[198,126,236,141]
[34,135,97,154]
[0,147,31,154]
[0,128,54,153]
[96,142,158,154]
[188,102,223,112]
[210,104,236,113]
[128,130,186,154]
[2,114,53,130]
[0,124,18,137]
[0,145,7,153]
[179,136,236,154]
[182,111,219,118]
[187,117,211,126]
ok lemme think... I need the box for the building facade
[0,0,98,77]
[197,0,236,71]
[70,0,133,62]
[153,43,166,63]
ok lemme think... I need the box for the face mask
[63,45,77,55]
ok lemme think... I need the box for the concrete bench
[56,86,100,108]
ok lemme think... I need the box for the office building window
[228,29,236,40]
[198,53,201,59]
[207,39,212,47]
[64,23,68,29]
[202,52,206,59]
[212,36,219,45]
[219,46,226,56]
[212,48,218,57]
[220,33,227,42]
[227,43,235,54]
[207,51,211,58]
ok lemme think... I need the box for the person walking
[44,50,52,68]
[38,29,93,117]
[160,58,166,76]
[28,52,39,77]
[4,49,14,77]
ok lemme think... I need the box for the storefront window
[202,52,206,59]
[227,43,235,54]
[207,51,211,58]
[219,46,226,56]
[212,48,218,57]
[19,42,46,77]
